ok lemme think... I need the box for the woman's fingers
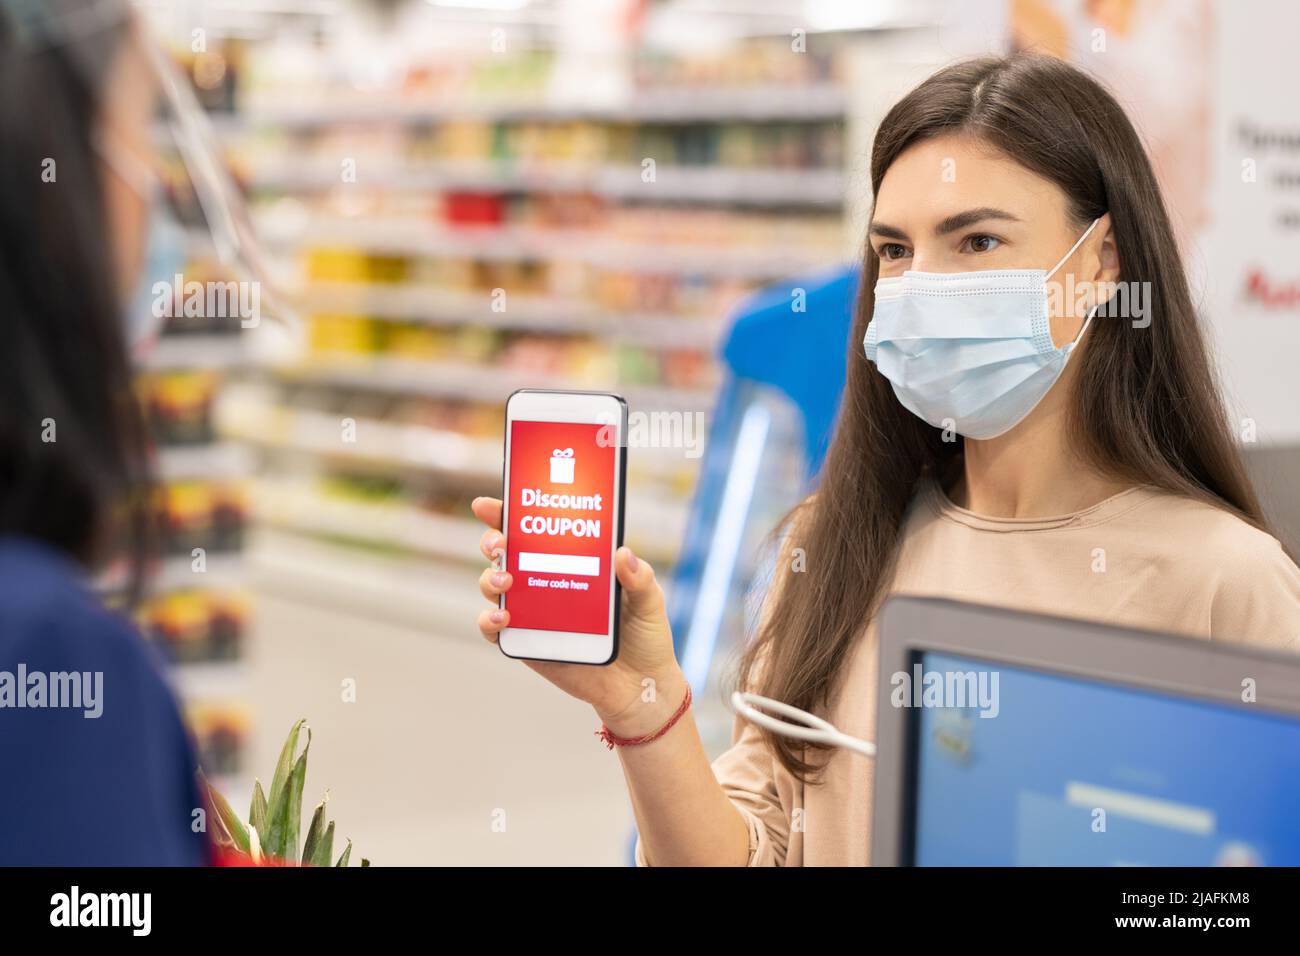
[478,526,506,564]
[614,546,664,619]
[471,496,503,531]
[477,606,508,643]
[473,496,509,644]
[479,567,513,601]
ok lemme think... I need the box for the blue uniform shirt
[0,536,209,865]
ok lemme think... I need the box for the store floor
[247,586,635,866]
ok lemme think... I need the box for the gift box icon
[549,447,575,484]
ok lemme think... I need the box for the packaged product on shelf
[140,589,250,664]
[320,473,405,506]
[304,248,409,285]
[616,344,661,386]
[632,38,840,90]
[467,48,553,101]
[382,322,446,361]
[660,348,714,389]
[430,121,494,162]
[156,260,251,337]
[448,326,499,364]
[207,591,250,661]
[142,589,207,663]
[154,480,247,557]
[140,370,221,446]
[210,484,248,553]
[187,701,250,777]
[443,192,505,227]
[155,482,214,556]
[308,313,379,356]
[341,391,398,426]
[471,258,548,296]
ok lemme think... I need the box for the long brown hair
[739,54,1276,780]
[0,3,152,596]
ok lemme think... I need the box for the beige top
[637,480,1300,866]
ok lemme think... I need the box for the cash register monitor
[871,596,1300,866]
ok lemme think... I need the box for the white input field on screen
[517,552,600,577]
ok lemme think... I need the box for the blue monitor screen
[911,652,1300,866]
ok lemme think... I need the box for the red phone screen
[504,420,617,635]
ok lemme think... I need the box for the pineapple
[199,719,369,867]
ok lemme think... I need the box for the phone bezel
[498,388,627,665]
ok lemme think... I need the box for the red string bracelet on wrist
[596,683,692,750]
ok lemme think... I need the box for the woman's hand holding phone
[474,491,752,865]
[472,496,689,737]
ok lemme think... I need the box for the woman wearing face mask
[471,55,1300,865]
[0,0,208,864]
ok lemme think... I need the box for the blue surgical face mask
[864,218,1101,440]
[95,129,187,357]
[124,194,187,355]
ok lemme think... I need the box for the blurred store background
[115,0,1299,864]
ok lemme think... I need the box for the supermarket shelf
[157,442,256,481]
[233,84,847,128]
[153,553,247,592]
[171,660,249,700]
[252,476,682,567]
[246,517,682,636]
[221,405,501,481]
[247,509,681,635]
[150,29,851,861]
[219,392,703,484]
[298,283,727,350]
[248,160,845,206]
[258,355,717,411]
[260,216,839,280]
[143,334,247,370]
[598,165,843,206]
[254,477,485,563]
[247,527,484,633]
[610,84,847,122]
[96,551,246,595]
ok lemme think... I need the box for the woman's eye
[961,234,1001,254]
[879,243,910,261]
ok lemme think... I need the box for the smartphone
[498,389,628,665]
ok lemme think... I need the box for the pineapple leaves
[302,795,329,865]
[199,768,249,853]
[266,727,309,861]
[250,779,268,837]
[310,821,336,868]
[198,721,366,866]
[266,718,307,819]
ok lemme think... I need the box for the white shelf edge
[255,355,718,410]
[234,84,847,127]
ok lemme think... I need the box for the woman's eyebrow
[868,221,909,241]
[934,207,1022,235]
[869,207,1022,242]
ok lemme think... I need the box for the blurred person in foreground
[0,0,209,864]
